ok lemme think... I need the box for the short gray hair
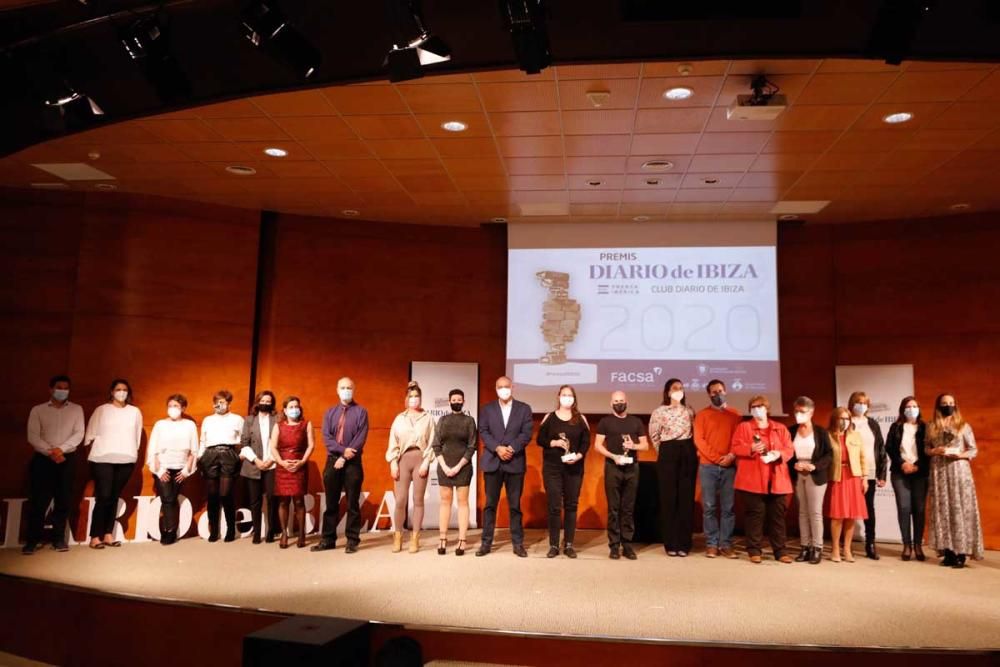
[793,396,815,410]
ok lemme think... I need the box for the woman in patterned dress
[649,378,698,557]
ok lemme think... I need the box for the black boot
[952,553,967,569]
[222,495,237,542]
[795,545,810,562]
[808,546,822,564]
[940,549,957,567]
[865,541,879,560]
[207,495,220,542]
[901,543,912,561]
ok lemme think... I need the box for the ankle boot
[409,530,420,553]
[901,543,912,561]
[865,541,879,560]
[914,543,926,561]
[808,546,822,564]
[795,545,810,562]
[392,531,403,553]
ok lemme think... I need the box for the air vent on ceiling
[31,163,116,181]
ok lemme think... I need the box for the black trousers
[891,473,928,546]
[200,446,240,537]
[153,470,186,542]
[656,439,698,552]
[27,452,77,545]
[320,457,364,546]
[864,478,878,544]
[542,463,584,546]
[245,470,279,539]
[89,462,135,538]
[481,470,524,547]
[741,491,788,556]
[605,462,639,546]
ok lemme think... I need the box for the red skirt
[826,463,868,520]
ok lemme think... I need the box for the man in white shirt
[199,389,246,542]
[24,375,85,555]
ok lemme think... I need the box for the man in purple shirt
[312,377,369,554]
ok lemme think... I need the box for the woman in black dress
[537,384,590,559]
[432,389,478,556]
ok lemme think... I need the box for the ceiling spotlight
[43,86,104,116]
[882,111,913,124]
[663,87,693,101]
[778,214,801,221]
[501,0,551,75]
[120,14,191,103]
[950,203,970,211]
[441,120,467,132]
[632,215,650,222]
[384,0,452,83]
[341,209,360,216]
[645,178,661,185]
[702,177,719,185]
[490,216,508,223]
[226,165,257,175]
[263,147,288,157]
[641,159,674,171]
[242,0,321,79]
[95,183,117,190]
[587,179,603,187]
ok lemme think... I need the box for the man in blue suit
[477,376,534,557]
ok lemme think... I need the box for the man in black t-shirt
[594,391,650,560]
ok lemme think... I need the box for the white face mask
[559,395,575,408]
[670,391,684,403]
[407,396,421,409]
[113,390,128,403]
[751,406,767,420]
[839,419,851,431]
[794,410,812,425]
[497,387,512,401]
[338,388,353,403]
[167,406,182,420]
[852,403,868,417]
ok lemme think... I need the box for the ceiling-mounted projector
[726,74,786,120]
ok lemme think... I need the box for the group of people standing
[22,374,985,569]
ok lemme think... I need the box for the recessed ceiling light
[702,177,719,185]
[641,159,674,171]
[663,87,694,101]
[225,165,257,176]
[341,209,360,217]
[95,183,117,190]
[88,151,101,161]
[882,111,913,124]
[490,217,508,223]
[950,203,971,211]
[263,147,288,157]
[632,215,650,222]
[645,178,661,186]
[587,179,603,187]
[778,214,801,221]
[441,120,467,132]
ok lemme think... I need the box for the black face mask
[258,404,273,413]
[939,405,956,417]
[612,403,627,415]
[710,394,726,407]
[450,403,464,413]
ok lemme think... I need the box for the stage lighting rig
[866,0,936,65]
[383,0,451,82]
[500,0,550,75]
[242,0,321,79]
[120,14,192,103]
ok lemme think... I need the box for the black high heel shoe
[455,539,466,556]
[438,537,447,555]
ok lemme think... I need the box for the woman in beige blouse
[648,378,697,556]
[387,381,436,553]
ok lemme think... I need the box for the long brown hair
[661,378,686,406]
[828,407,852,437]
[252,390,276,415]
[554,384,583,425]
[894,395,921,425]
[927,393,966,440]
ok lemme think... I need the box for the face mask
[167,406,182,420]
[285,407,301,420]
[52,389,69,402]
[113,390,128,403]
[214,404,228,415]
[407,396,421,409]
[670,391,684,403]
[338,388,353,403]
[559,395,575,408]
[904,406,920,421]
[939,405,955,417]
[497,387,512,401]
[750,406,767,420]
[794,411,812,425]
[612,403,627,415]
[450,402,464,413]
[839,419,851,431]
[852,403,868,417]
[258,403,273,413]
[710,394,725,407]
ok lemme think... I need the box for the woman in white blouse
[147,394,197,545]
[84,379,143,549]
[885,396,929,561]
[386,381,436,554]
[648,378,697,557]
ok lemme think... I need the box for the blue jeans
[699,463,736,548]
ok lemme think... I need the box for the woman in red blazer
[731,394,795,564]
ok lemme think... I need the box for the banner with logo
[835,364,914,544]
[409,361,479,529]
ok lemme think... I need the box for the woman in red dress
[826,407,869,562]
[269,396,314,549]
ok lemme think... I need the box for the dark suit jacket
[478,399,534,474]
[240,413,275,479]
[885,420,929,478]
[787,423,834,486]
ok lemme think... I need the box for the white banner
[835,364,914,544]
[410,361,479,530]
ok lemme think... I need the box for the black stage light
[866,0,935,65]
[242,0,321,79]
[500,0,550,75]
[383,0,451,82]
[120,14,192,103]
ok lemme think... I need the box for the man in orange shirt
[693,379,742,559]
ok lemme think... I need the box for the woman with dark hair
[198,389,245,542]
[537,385,590,558]
[147,394,197,545]
[787,396,832,564]
[84,379,143,549]
[386,381,436,553]
[432,388,477,556]
[847,391,887,559]
[926,394,983,568]
[648,378,697,556]
[886,396,929,561]
[826,407,868,563]
[240,390,280,544]
[269,396,314,549]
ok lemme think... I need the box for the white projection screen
[506,222,782,415]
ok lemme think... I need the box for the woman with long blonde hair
[386,381,436,553]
